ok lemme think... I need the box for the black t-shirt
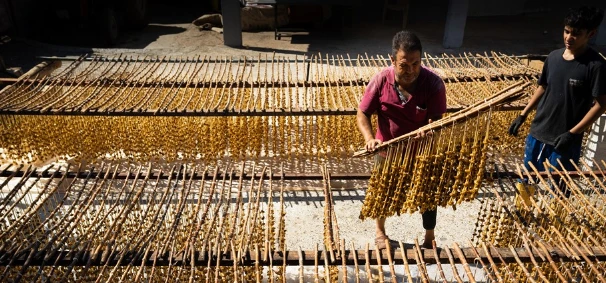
[530,48,606,145]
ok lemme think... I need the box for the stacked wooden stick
[1,53,538,113]
[0,161,290,282]
[6,52,584,282]
[1,161,605,282]
[473,160,606,282]
[0,53,537,164]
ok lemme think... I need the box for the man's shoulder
[544,48,564,65]
[584,48,606,65]
[378,66,394,77]
[547,48,565,58]
[369,66,393,84]
[421,66,441,78]
[546,48,604,65]
[420,66,445,90]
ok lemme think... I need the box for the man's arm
[356,109,381,152]
[569,95,606,134]
[415,115,443,138]
[553,95,606,152]
[521,85,546,116]
[508,85,545,136]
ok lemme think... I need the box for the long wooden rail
[1,246,603,267]
[0,105,525,116]
[0,73,536,87]
[1,166,602,181]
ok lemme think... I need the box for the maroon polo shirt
[359,66,446,142]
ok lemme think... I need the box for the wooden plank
[1,168,598,181]
[0,74,536,88]
[1,246,604,267]
[0,108,361,117]
[0,105,527,117]
[35,54,545,64]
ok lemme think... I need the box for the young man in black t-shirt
[509,6,606,174]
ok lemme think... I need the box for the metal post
[442,0,469,49]
[274,4,279,40]
[221,0,242,47]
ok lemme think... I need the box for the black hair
[564,6,604,31]
[392,31,422,59]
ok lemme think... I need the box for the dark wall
[408,0,449,24]
[4,0,217,37]
[0,0,13,34]
[348,0,448,24]
[3,0,45,36]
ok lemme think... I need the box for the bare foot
[421,240,434,249]
[375,235,390,250]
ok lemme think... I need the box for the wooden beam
[0,169,368,181]
[0,168,600,181]
[35,55,546,63]
[1,246,604,267]
[0,73,537,88]
[0,104,525,117]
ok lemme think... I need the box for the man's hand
[508,115,527,136]
[415,119,435,139]
[554,131,583,153]
[365,139,382,152]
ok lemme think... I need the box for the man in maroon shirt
[357,31,447,249]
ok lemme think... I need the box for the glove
[508,115,527,136]
[553,131,583,153]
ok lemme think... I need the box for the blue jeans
[523,135,581,197]
[523,135,581,172]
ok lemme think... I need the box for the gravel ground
[283,189,482,250]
